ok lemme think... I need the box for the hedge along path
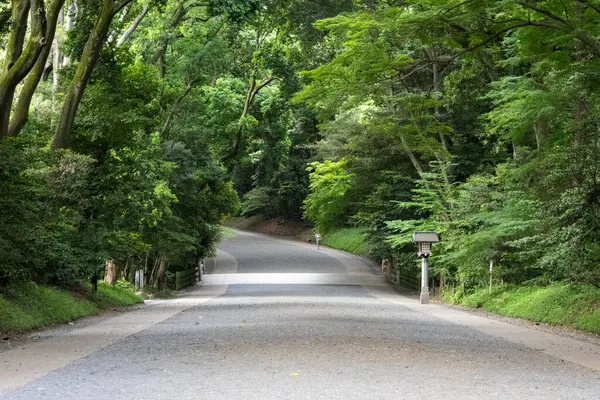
[0,285,227,396]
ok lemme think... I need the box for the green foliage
[303,160,355,233]
[293,0,600,294]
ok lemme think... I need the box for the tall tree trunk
[475,50,498,82]
[154,254,167,290]
[534,118,549,152]
[432,57,449,153]
[52,0,134,149]
[104,259,117,284]
[0,0,48,138]
[8,0,65,137]
[0,0,30,138]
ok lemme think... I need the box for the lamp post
[412,231,440,304]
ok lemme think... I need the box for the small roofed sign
[412,231,440,244]
[412,231,440,257]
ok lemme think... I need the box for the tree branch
[515,1,569,25]
[160,75,200,138]
[575,0,600,15]
[221,75,277,164]
[112,0,135,16]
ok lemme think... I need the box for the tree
[53,0,136,149]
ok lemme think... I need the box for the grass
[0,282,143,334]
[447,283,600,334]
[321,227,370,256]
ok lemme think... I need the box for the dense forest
[1,0,600,293]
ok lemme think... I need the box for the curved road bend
[1,230,600,399]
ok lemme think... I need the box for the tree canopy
[2,0,600,291]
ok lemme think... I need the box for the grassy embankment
[320,227,370,256]
[447,283,600,334]
[0,282,143,334]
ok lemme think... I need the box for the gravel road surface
[1,230,600,400]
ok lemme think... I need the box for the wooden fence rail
[383,258,420,291]
[175,268,197,291]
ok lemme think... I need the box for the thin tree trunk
[52,0,134,149]
[399,132,423,175]
[107,5,129,44]
[160,76,198,138]
[8,0,65,137]
[117,3,149,47]
[475,50,498,82]
[62,1,76,66]
[431,57,452,186]
[432,58,449,153]
[52,4,63,94]
[574,40,587,147]
[149,254,160,285]
[52,36,60,93]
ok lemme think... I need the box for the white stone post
[420,256,429,304]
